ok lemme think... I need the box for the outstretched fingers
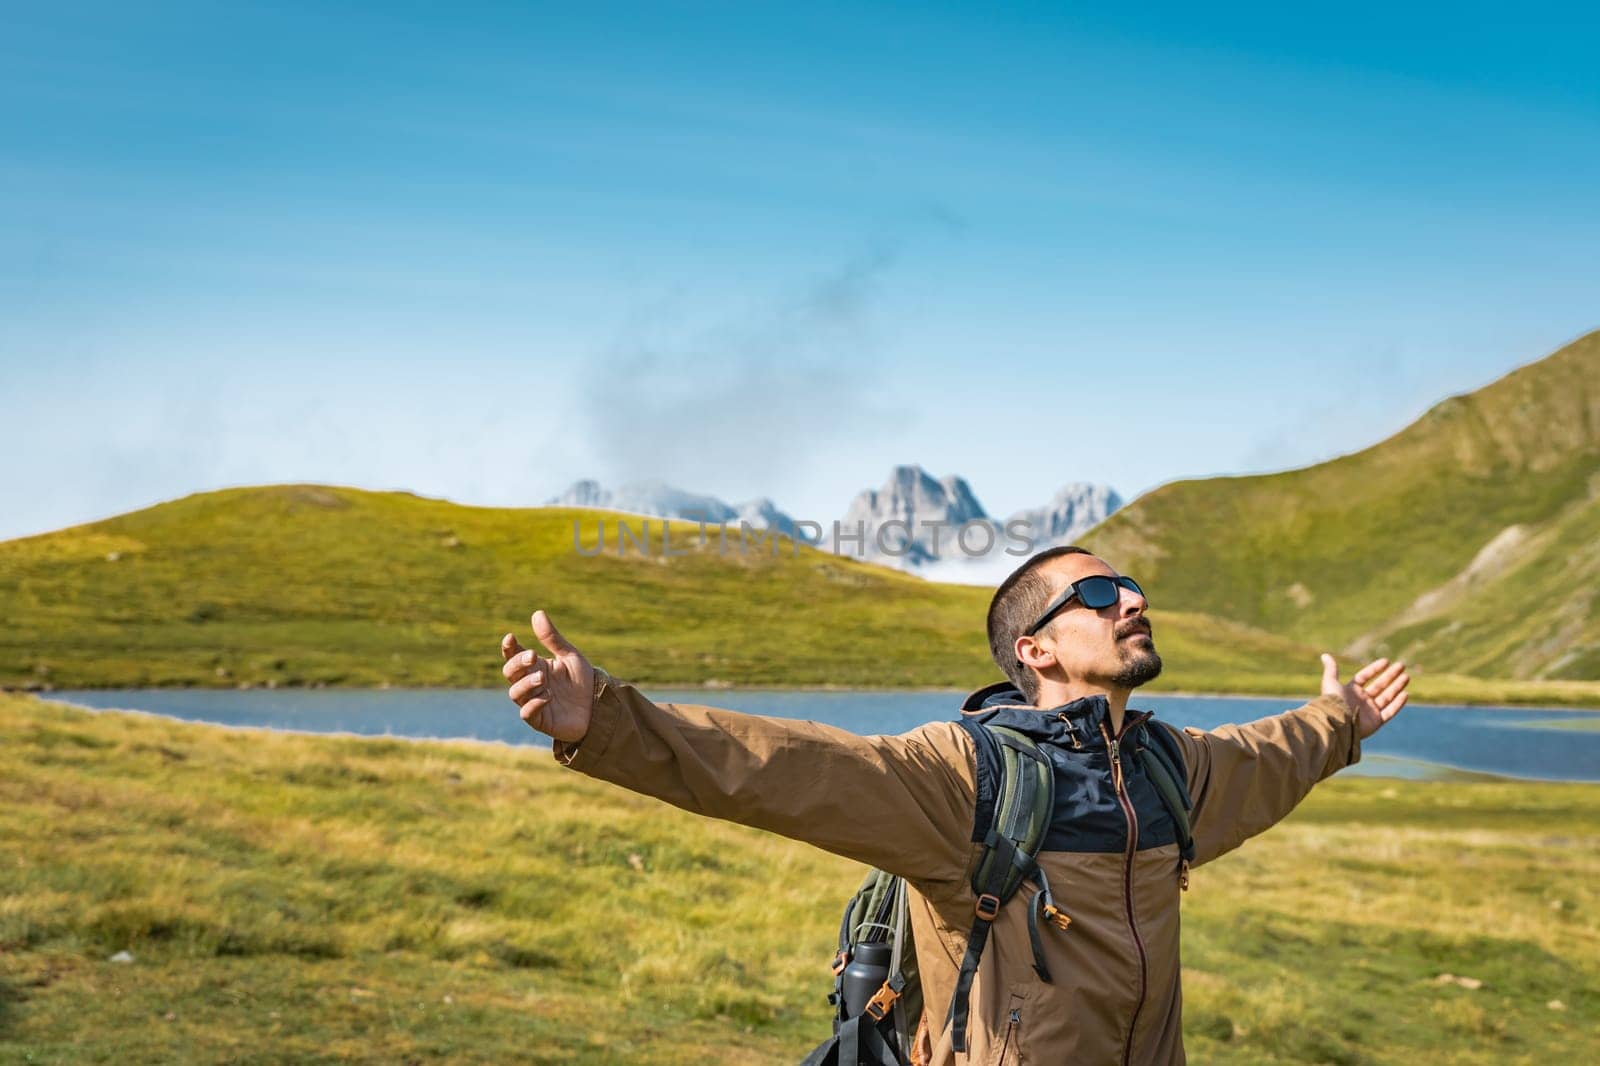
[1352,658,1389,687]
[1380,691,1409,724]
[1372,666,1410,707]
[1363,659,1406,698]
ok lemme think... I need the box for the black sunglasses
[1024,575,1146,636]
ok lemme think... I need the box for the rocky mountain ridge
[544,479,814,542]
[544,466,1123,582]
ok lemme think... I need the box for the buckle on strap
[1041,902,1072,931]
[831,950,849,976]
[863,980,900,1022]
[974,893,1001,921]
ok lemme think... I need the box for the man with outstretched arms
[499,546,1409,1064]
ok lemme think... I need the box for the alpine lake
[42,687,1600,782]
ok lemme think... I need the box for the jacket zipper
[1000,1007,1021,1063]
[1101,719,1147,1066]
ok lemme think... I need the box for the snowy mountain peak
[545,468,1119,581]
[828,467,1121,581]
[833,464,993,565]
[1003,483,1124,545]
[544,479,812,540]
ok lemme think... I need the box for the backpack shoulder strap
[943,722,1056,1053]
[1134,721,1195,871]
[969,725,1054,899]
[1141,717,1190,786]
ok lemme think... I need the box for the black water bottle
[840,942,892,1018]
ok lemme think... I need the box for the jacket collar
[959,680,1150,745]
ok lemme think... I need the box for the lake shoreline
[32,687,1600,784]
[29,695,1600,786]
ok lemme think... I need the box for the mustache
[1116,619,1154,640]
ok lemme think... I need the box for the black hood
[959,679,1128,745]
[960,680,1030,712]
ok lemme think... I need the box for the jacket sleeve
[1164,693,1360,866]
[551,671,979,893]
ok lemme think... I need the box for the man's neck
[1036,680,1132,735]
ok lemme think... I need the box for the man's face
[1025,554,1162,690]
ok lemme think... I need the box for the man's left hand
[1321,654,1409,739]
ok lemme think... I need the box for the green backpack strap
[945,724,1056,1053]
[1134,722,1195,884]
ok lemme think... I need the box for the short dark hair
[986,546,1092,704]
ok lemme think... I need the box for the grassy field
[2,693,1596,1064]
[4,484,1597,707]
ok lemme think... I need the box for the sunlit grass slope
[4,482,1598,703]
[1373,493,1600,681]
[3,695,1597,1063]
[0,483,1318,696]
[1084,331,1600,680]
[0,484,997,689]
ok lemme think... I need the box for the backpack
[802,719,1195,1065]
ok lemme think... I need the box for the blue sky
[3,1,1597,539]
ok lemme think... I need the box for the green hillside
[1084,331,1600,680]
[0,483,1334,695]
[1360,491,1599,680]
[0,485,987,690]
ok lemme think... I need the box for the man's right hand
[501,611,595,743]
[1320,653,1409,740]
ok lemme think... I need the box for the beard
[1111,637,1163,688]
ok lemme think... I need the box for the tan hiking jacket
[555,672,1361,1065]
